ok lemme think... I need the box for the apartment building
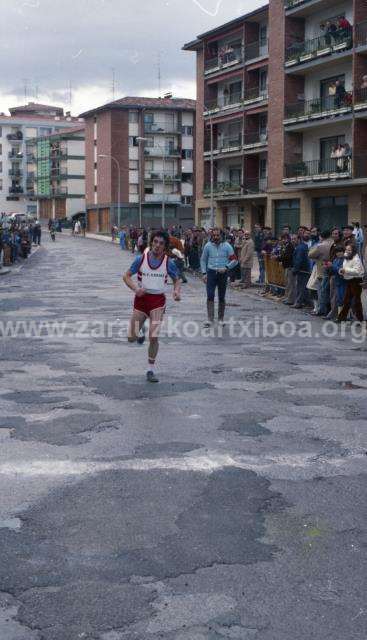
[27,126,85,220]
[79,96,196,233]
[0,103,84,216]
[184,0,367,232]
[184,6,269,229]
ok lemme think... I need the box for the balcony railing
[145,171,181,181]
[144,193,181,203]
[143,147,181,157]
[219,134,242,150]
[285,28,353,66]
[9,186,24,194]
[243,131,268,146]
[7,132,23,141]
[144,122,180,134]
[284,0,310,10]
[204,181,242,196]
[26,153,36,162]
[205,92,242,112]
[8,151,23,160]
[243,87,268,105]
[204,48,243,73]
[9,169,23,178]
[243,178,268,193]
[244,39,268,61]
[285,94,353,121]
[284,157,352,181]
[356,20,367,47]
[354,87,367,108]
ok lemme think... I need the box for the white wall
[305,1,353,39]
[67,178,85,195]
[182,112,194,126]
[182,183,193,196]
[66,197,85,217]
[129,147,139,160]
[303,122,352,160]
[182,135,193,150]
[129,123,139,136]
[68,139,84,156]
[67,158,84,175]
[182,159,193,173]
[304,61,352,99]
[129,170,139,184]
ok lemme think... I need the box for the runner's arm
[167,258,181,301]
[123,256,146,295]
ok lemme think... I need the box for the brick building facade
[184,0,367,232]
[80,97,196,233]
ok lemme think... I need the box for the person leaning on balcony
[322,20,337,46]
[239,231,254,289]
[335,80,346,108]
[337,243,365,322]
[337,16,352,44]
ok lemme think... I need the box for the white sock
[148,363,155,373]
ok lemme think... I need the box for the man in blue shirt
[200,228,238,326]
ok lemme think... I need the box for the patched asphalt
[0,233,366,640]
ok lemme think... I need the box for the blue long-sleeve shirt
[200,241,238,274]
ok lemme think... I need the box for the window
[40,127,52,136]
[259,69,268,94]
[129,159,139,170]
[229,167,241,184]
[182,149,193,159]
[0,143,2,155]
[259,158,267,179]
[0,127,2,137]
[0,162,2,173]
[129,111,139,123]
[145,185,154,194]
[129,184,138,194]
[94,185,97,192]
[182,196,193,205]
[229,81,242,103]
[182,126,193,135]
[0,178,2,191]
[260,24,267,46]
[146,136,154,148]
[128,136,138,146]
[182,173,192,183]
[144,113,154,125]
[94,162,97,169]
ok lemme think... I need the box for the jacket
[342,254,365,280]
[278,240,294,269]
[292,242,310,274]
[240,238,255,268]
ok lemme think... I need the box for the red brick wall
[268,0,286,190]
[111,111,129,204]
[354,0,367,25]
[196,45,205,200]
[96,111,112,205]
[85,117,95,208]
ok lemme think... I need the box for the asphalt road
[0,232,366,640]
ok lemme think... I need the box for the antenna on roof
[22,78,28,103]
[157,52,161,98]
[111,67,116,101]
[68,79,72,110]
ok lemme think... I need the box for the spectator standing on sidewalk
[279,233,297,305]
[337,243,365,322]
[292,235,310,309]
[308,230,334,316]
[240,230,254,288]
[253,223,265,284]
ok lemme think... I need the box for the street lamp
[137,136,167,230]
[204,106,215,229]
[98,154,121,228]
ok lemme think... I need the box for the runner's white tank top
[137,249,168,294]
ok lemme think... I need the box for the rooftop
[9,102,64,116]
[79,96,196,118]
[183,3,269,50]
[31,125,85,142]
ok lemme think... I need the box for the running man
[123,230,181,383]
[200,228,238,326]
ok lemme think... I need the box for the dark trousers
[295,271,310,306]
[338,279,364,321]
[206,269,227,303]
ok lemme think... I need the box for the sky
[0,0,265,116]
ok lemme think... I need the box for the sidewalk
[0,245,41,277]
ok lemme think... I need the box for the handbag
[307,264,319,290]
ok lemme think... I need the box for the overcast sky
[0,0,265,115]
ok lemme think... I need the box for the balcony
[144,122,180,134]
[354,88,367,112]
[145,171,181,181]
[243,178,268,194]
[9,186,24,194]
[9,169,23,178]
[284,94,353,125]
[8,151,23,160]
[356,20,367,48]
[144,193,181,203]
[36,187,67,198]
[143,147,181,158]
[204,47,243,75]
[243,131,268,150]
[244,40,268,62]
[26,153,36,162]
[243,87,268,107]
[284,157,352,184]
[7,132,23,141]
[285,29,353,69]
[204,92,243,114]
[203,181,242,197]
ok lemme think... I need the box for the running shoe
[146,371,159,383]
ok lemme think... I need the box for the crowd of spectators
[0,214,42,269]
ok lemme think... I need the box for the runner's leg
[128,309,147,342]
[147,307,165,382]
